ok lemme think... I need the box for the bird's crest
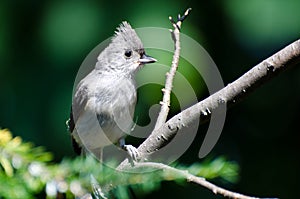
[111,21,143,50]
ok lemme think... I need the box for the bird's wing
[68,79,117,155]
[67,82,89,155]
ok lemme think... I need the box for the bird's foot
[119,138,140,165]
[123,144,140,163]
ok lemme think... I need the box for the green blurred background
[1,0,300,198]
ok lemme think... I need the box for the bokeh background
[1,0,300,198]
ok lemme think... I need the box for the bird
[67,22,156,162]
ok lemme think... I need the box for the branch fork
[114,8,300,199]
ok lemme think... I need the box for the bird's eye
[124,50,132,58]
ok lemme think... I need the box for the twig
[123,162,276,199]
[154,8,192,130]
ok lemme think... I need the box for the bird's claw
[123,144,140,163]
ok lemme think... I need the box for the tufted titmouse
[67,22,156,161]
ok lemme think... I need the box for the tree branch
[136,38,300,158]
[116,8,300,199]
[118,38,300,165]
[153,8,192,131]
[122,162,276,199]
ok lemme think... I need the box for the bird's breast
[78,76,137,149]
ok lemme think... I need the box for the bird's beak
[139,53,157,64]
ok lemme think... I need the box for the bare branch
[154,8,192,130]
[123,162,276,199]
[118,39,300,168]
[136,38,300,157]
[116,9,300,199]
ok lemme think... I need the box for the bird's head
[96,22,156,75]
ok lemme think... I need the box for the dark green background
[1,0,299,198]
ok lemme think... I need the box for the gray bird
[68,22,156,161]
